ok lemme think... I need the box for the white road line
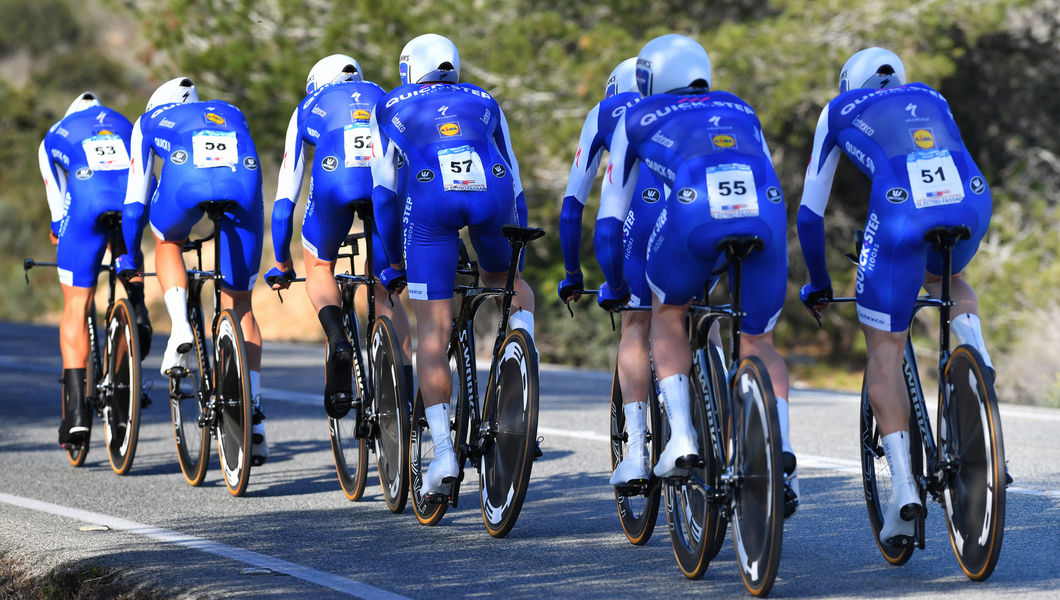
[0,492,408,600]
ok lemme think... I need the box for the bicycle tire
[65,311,97,466]
[609,361,662,546]
[370,316,411,513]
[479,328,539,538]
[940,345,1005,581]
[860,370,922,566]
[102,299,142,475]
[703,343,731,561]
[730,356,784,597]
[329,308,369,501]
[171,300,211,486]
[214,309,252,497]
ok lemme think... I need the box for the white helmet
[65,92,100,117]
[636,34,711,97]
[839,47,906,93]
[306,54,363,93]
[146,77,199,112]
[399,34,460,85]
[605,57,638,98]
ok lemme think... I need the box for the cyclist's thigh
[403,183,462,301]
[856,196,926,333]
[56,184,121,288]
[740,204,788,336]
[217,181,264,292]
[645,190,719,305]
[623,173,665,308]
[301,178,359,262]
[466,188,515,275]
[925,183,992,277]
[149,175,208,242]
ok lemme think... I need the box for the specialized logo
[243,156,258,170]
[321,156,338,171]
[352,109,371,121]
[905,103,918,118]
[641,187,661,203]
[491,163,506,178]
[416,169,434,183]
[95,112,105,125]
[766,186,782,203]
[171,150,188,164]
[708,116,721,127]
[74,167,93,180]
[438,122,460,137]
[970,176,986,194]
[886,187,909,203]
[912,128,935,149]
[205,112,226,126]
[712,134,736,149]
[437,105,449,117]
[677,187,697,203]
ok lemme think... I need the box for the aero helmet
[839,47,906,93]
[146,77,198,112]
[306,54,363,94]
[636,34,711,97]
[605,57,638,98]
[399,34,460,85]
[65,92,101,117]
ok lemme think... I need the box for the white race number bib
[192,130,238,168]
[81,134,130,171]
[344,123,372,167]
[706,163,758,219]
[906,150,964,208]
[437,145,487,191]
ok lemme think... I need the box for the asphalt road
[1,320,1057,599]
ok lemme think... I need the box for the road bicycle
[408,225,545,538]
[164,201,254,497]
[266,202,412,512]
[25,210,148,475]
[814,225,1005,580]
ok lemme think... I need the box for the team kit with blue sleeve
[370,82,525,300]
[39,106,133,287]
[122,100,264,291]
[798,82,992,332]
[599,91,787,334]
[272,78,390,274]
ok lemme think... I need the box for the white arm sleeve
[562,105,604,205]
[38,140,66,223]
[369,108,398,192]
[123,116,154,207]
[274,110,306,202]
[597,114,637,222]
[799,106,841,217]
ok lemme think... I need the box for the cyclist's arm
[594,114,637,291]
[37,139,67,235]
[559,105,605,276]
[493,103,528,226]
[369,108,403,267]
[121,116,154,264]
[797,106,841,291]
[271,109,306,264]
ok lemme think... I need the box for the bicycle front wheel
[371,316,411,513]
[102,299,142,475]
[330,308,369,501]
[479,328,539,538]
[940,345,1005,581]
[610,361,662,546]
[214,309,252,497]
[171,301,211,486]
[730,356,784,597]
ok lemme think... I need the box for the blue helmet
[306,54,363,94]
[839,47,906,93]
[605,57,638,98]
[399,34,460,85]
[636,34,711,97]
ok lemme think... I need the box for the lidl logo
[912,128,934,149]
[353,109,371,121]
[206,113,226,126]
[98,129,112,135]
[712,134,736,149]
[439,122,460,137]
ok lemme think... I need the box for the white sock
[163,287,191,336]
[250,371,261,408]
[776,396,793,455]
[509,309,534,339]
[658,374,692,435]
[425,403,453,455]
[951,313,993,369]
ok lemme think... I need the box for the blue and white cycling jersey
[798,82,991,332]
[370,82,525,300]
[122,100,263,291]
[39,106,133,287]
[599,90,787,334]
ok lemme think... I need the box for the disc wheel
[730,356,784,597]
[329,308,369,501]
[102,299,142,475]
[171,301,211,486]
[371,316,411,513]
[609,361,662,546]
[214,309,252,497]
[479,328,539,538]
[940,345,1005,581]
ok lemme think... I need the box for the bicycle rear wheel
[371,316,411,513]
[102,299,142,475]
[214,309,252,497]
[940,345,1005,581]
[330,308,369,501]
[171,301,211,486]
[479,328,539,538]
[610,361,662,546]
[860,370,922,566]
[730,356,784,597]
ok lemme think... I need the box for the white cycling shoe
[161,325,195,376]
[251,399,268,467]
[880,430,922,545]
[653,428,699,478]
[610,447,650,486]
[423,448,458,495]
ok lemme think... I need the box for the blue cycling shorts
[622,179,665,309]
[56,176,126,288]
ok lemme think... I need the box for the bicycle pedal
[614,481,649,496]
[167,366,189,378]
[884,534,914,548]
[675,455,703,469]
[141,393,152,408]
[533,438,543,460]
[424,492,450,505]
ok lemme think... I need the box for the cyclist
[39,92,153,446]
[266,54,413,420]
[117,77,270,466]
[557,58,667,488]
[797,47,993,544]
[596,34,798,514]
[369,34,534,496]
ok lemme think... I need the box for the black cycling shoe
[324,340,354,419]
[783,451,799,519]
[58,368,90,445]
[134,303,153,360]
